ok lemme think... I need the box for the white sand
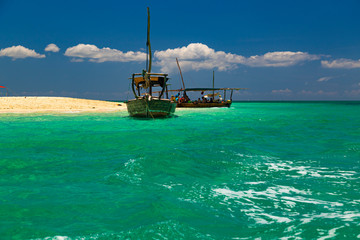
[0,97,126,113]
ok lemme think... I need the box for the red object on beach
[0,86,5,88]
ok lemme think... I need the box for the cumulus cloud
[344,89,360,96]
[245,51,320,67]
[64,44,146,62]
[317,76,334,82]
[271,88,292,94]
[45,43,60,52]
[0,45,45,59]
[70,58,84,62]
[154,43,245,72]
[63,42,321,72]
[154,43,320,72]
[299,90,338,96]
[321,59,360,69]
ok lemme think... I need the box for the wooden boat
[177,101,231,108]
[175,88,242,108]
[125,8,176,118]
[165,59,246,108]
[126,73,176,117]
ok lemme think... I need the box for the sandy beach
[0,97,126,113]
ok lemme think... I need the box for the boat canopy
[184,88,246,91]
[156,87,246,93]
[130,72,170,99]
[134,76,167,88]
[204,93,220,98]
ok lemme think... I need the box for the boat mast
[212,70,215,100]
[176,58,186,90]
[146,7,152,73]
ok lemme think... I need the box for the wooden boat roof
[132,73,168,76]
[155,88,247,93]
[184,88,247,91]
[134,76,167,86]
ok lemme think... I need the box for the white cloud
[298,90,338,96]
[344,89,360,96]
[154,43,320,72]
[246,51,320,67]
[271,88,292,94]
[321,59,360,69]
[70,58,84,62]
[45,43,60,52]
[0,45,45,59]
[317,76,333,82]
[317,90,338,96]
[63,42,321,72]
[64,44,146,63]
[154,43,245,72]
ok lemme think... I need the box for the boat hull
[177,101,231,108]
[126,98,176,118]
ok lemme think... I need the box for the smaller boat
[174,87,242,108]
[163,59,246,108]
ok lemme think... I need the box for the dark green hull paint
[126,98,176,118]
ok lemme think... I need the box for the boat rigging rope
[144,95,155,119]
[126,79,131,101]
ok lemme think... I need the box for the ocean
[0,102,359,239]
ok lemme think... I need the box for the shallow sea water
[0,102,359,239]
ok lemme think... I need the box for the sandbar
[0,97,126,113]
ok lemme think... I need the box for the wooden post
[165,84,168,99]
[149,76,152,96]
[212,70,215,100]
[176,58,186,89]
[131,74,138,99]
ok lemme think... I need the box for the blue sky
[0,0,360,100]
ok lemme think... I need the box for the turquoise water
[0,102,359,239]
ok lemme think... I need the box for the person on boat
[183,92,190,102]
[170,95,175,102]
[219,95,223,102]
[175,92,180,102]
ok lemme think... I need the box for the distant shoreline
[114,99,360,103]
[231,100,360,103]
[0,96,127,113]
[1,97,358,114]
